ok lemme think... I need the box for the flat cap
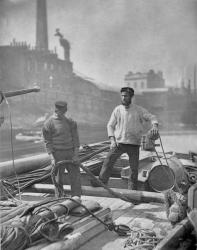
[120,87,134,95]
[55,101,67,109]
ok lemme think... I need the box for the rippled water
[158,134,197,153]
[1,128,197,161]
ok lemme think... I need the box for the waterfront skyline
[0,0,197,89]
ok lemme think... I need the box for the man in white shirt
[93,87,159,190]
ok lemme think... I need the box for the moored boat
[1,138,197,249]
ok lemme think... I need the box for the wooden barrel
[148,156,187,192]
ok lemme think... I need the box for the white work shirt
[107,104,158,145]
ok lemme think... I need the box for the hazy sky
[0,0,197,89]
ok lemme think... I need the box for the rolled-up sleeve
[107,109,117,137]
[42,119,54,154]
[140,107,158,125]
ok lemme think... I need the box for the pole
[3,86,40,98]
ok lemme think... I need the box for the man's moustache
[122,101,131,105]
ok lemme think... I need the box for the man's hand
[49,154,55,166]
[109,136,117,149]
[150,124,159,140]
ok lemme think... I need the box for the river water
[157,133,197,153]
[0,127,197,161]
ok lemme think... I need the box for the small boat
[1,140,197,249]
[15,131,42,143]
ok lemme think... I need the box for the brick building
[124,69,165,93]
[0,0,120,126]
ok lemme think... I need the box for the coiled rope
[1,196,130,250]
[124,228,161,250]
[1,198,76,250]
[1,143,111,200]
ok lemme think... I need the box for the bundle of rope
[0,167,51,200]
[0,179,18,200]
[124,228,161,250]
[164,189,188,226]
[1,143,111,200]
[1,198,79,250]
[0,199,18,210]
[1,202,29,224]
[184,165,197,184]
[1,211,63,250]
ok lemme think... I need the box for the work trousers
[99,143,140,190]
[53,149,81,197]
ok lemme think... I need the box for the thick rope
[1,95,22,200]
[124,228,161,249]
[1,200,74,250]
[1,144,110,200]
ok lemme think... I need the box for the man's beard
[122,99,131,106]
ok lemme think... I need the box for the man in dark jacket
[42,101,81,198]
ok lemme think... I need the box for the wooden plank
[108,198,129,210]
[64,207,112,229]
[28,184,164,203]
[113,203,154,226]
[85,196,134,222]
[61,174,129,189]
[26,225,106,250]
[37,209,111,250]
[41,225,105,250]
[98,198,121,209]
[44,174,148,191]
[187,209,197,234]
[73,209,111,234]
[110,202,172,242]
[81,196,107,205]
[154,218,192,250]
[77,202,172,250]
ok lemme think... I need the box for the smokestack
[36,0,48,50]
[194,64,196,95]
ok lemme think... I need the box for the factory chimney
[36,0,48,50]
[194,64,196,95]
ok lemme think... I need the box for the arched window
[141,81,144,88]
